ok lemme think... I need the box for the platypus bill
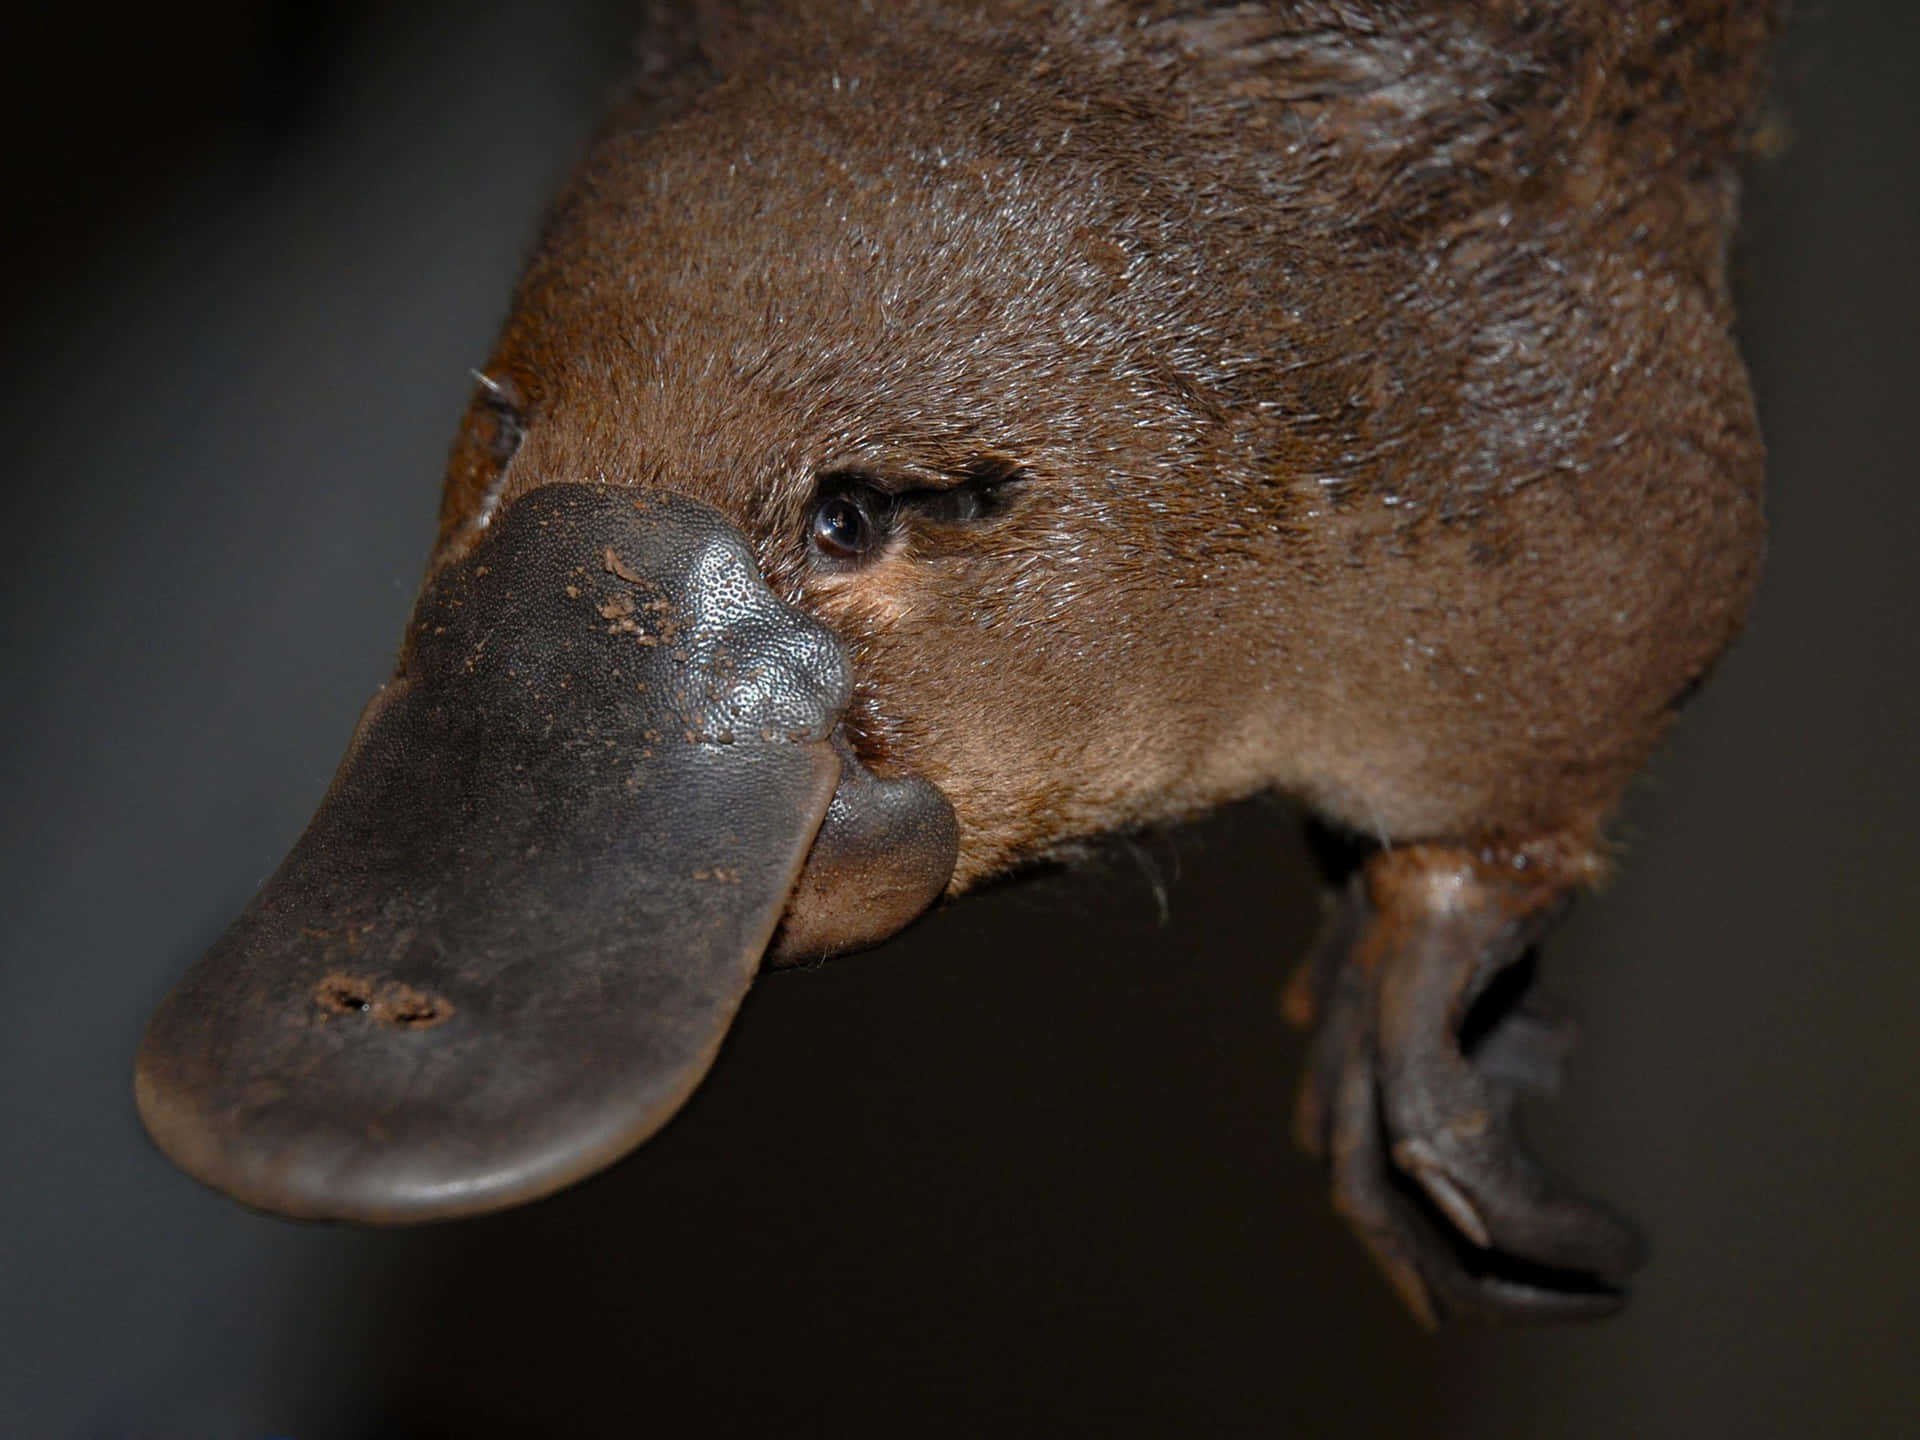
[135,0,1783,1327]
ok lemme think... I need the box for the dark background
[3,3,1915,1435]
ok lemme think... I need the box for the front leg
[1285,838,1648,1326]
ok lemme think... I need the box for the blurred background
[2,3,1914,1435]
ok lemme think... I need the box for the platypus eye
[807,459,1022,566]
[809,487,889,562]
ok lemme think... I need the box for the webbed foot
[1285,843,1648,1327]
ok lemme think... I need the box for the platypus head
[136,14,1295,1222]
[136,3,1777,1273]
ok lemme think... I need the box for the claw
[1288,882,1374,1160]
[1393,1137,1493,1249]
[1467,980,1577,1096]
[1289,844,1648,1325]
[1328,1055,1442,1329]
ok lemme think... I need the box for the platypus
[135,0,1782,1326]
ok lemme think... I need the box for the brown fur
[434,0,1778,889]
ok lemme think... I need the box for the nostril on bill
[314,973,453,1029]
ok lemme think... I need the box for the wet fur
[435,0,1778,888]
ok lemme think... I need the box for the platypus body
[137,0,1782,1326]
